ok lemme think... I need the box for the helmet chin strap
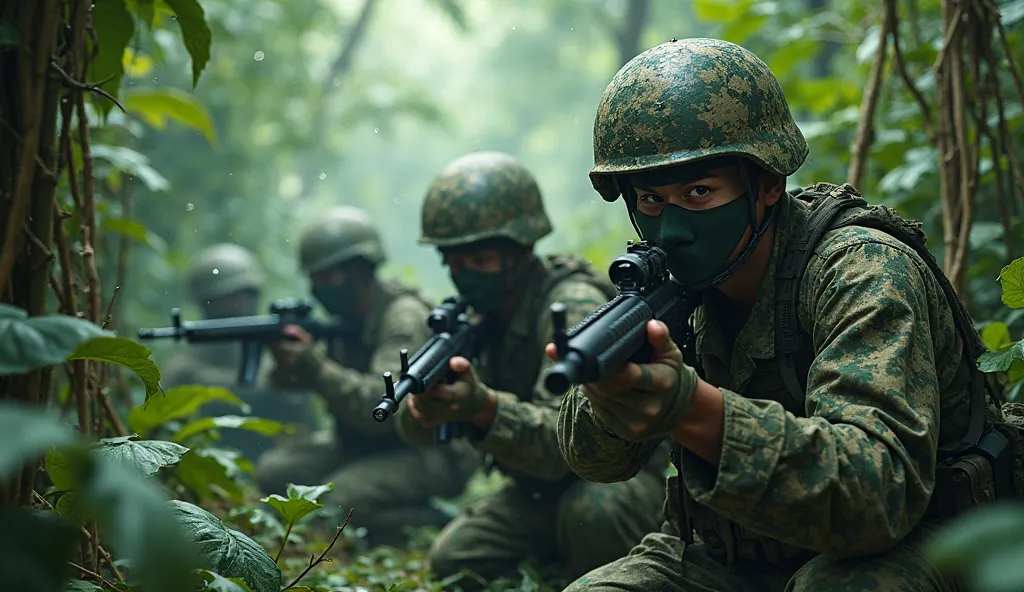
[612,157,778,291]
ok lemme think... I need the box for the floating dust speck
[318,171,327,180]
[186,202,195,212]
[212,268,219,275]
[254,51,265,61]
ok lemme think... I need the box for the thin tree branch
[281,509,353,590]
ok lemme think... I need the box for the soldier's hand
[269,324,314,368]
[546,320,697,442]
[407,356,491,427]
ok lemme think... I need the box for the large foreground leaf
[95,435,189,477]
[0,403,77,479]
[128,385,245,437]
[0,508,77,592]
[67,337,162,401]
[170,500,281,592]
[0,305,111,376]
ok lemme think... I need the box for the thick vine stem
[847,3,893,189]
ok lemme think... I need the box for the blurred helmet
[185,243,265,302]
[298,206,386,274]
[420,151,552,248]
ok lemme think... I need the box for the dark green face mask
[312,282,363,317]
[633,194,751,288]
[451,269,508,315]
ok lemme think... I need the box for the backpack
[538,253,620,303]
[775,183,990,458]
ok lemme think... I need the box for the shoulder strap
[776,183,988,456]
[776,184,867,410]
[538,253,619,302]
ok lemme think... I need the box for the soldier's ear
[760,172,786,206]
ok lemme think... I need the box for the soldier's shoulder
[543,274,609,309]
[384,282,433,313]
[810,221,927,278]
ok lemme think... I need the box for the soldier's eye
[686,186,711,199]
[638,194,664,204]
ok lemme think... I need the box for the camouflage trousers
[256,431,478,546]
[427,470,664,590]
[564,519,966,592]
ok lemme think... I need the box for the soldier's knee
[425,531,461,578]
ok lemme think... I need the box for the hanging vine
[849,0,1024,296]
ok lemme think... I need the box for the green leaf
[0,304,112,375]
[128,385,245,438]
[978,340,1024,373]
[982,322,1013,351]
[926,502,1024,591]
[92,144,172,193]
[102,215,169,254]
[77,456,201,592]
[162,0,212,87]
[67,336,162,401]
[170,500,282,592]
[0,508,77,592]
[88,0,135,116]
[1002,0,1024,27]
[125,0,157,28]
[998,257,1024,308]
[261,482,335,526]
[45,448,74,490]
[123,87,217,146]
[201,570,253,592]
[171,415,289,442]
[54,491,87,527]
[66,580,104,592]
[95,435,189,477]
[693,0,744,22]
[0,402,78,480]
[176,449,245,503]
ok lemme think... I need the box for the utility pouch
[928,427,1013,517]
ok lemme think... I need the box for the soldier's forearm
[671,378,725,465]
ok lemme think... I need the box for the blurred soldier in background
[395,152,667,587]
[160,243,319,461]
[256,205,478,546]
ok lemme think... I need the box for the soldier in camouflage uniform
[161,243,317,460]
[395,151,666,588]
[256,206,478,546]
[557,38,1006,591]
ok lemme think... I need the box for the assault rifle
[138,297,358,386]
[544,240,690,395]
[371,296,479,444]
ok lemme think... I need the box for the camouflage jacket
[271,281,433,455]
[559,191,976,565]
[398,255,669,490]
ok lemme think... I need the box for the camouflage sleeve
[557,386,665,482]
[314,295,432,435]
[681,234,945,558]
[473,278,611,481]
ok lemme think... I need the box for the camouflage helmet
[185,243,265,302]
[298,206,386,274]
[420,151,552,248]
[590,38,808,201]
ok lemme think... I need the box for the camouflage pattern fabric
[395,258,667,586]
[558,193,973,590]
[257,281,478,542]
[564,518,962,591]
[420,151,553,248]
